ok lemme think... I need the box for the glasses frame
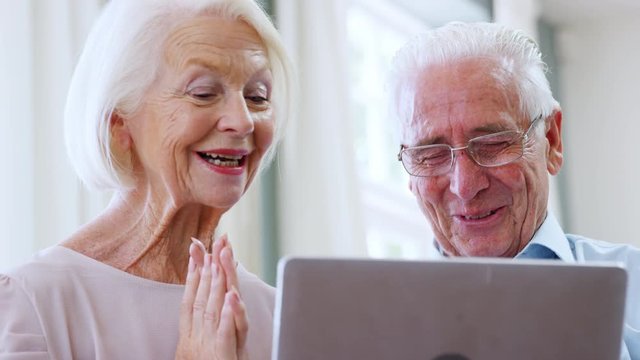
[397,116,544,177]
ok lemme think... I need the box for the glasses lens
[469,131,523,166]
[402,145,452,176]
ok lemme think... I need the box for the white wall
[555,15,640,245]
[496,0,640,247]
[0,1,35,269]
[0,0,108,271]
[493,0,564,224]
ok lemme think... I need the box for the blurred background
[1,0,639,284]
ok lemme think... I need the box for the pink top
[0,246,275,359]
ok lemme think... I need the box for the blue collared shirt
[434,212,640,359]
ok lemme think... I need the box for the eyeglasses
[397,116,543,177]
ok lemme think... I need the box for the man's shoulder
[566,233,640,262]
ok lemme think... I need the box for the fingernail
[227,246,235,262]
[191,237,207,253]
[188,256,195,273]
[219,233,228,246]
[220,247,231,263]
[231,285,240,302]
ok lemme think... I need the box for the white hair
[65,0,295,190]
[389,22,558,137]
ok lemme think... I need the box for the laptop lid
[272,257,627,360]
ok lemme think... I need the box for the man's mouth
[462,209,499,221]
[197,152,246,167]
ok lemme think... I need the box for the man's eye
[480,141,510,149]
[477,138,517,151]
[414,148,449,164]
[246,95,268,103]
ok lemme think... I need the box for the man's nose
[216,93,255,137]
[448,150,489,200]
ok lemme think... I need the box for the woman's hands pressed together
[176,235,249,360]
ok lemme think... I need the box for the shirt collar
[515,211,576,263]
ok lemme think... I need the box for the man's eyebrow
[418,135,446,146]
[416,123,513,146]
[472,123,513,133]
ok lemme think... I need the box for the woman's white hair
[389,22,558,136]
[65,0,295,190]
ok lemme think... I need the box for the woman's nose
[448,151,489,201]
[216,93,254,137]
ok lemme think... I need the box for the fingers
[192,253,213,335]
[179,245,201,336]
[178,235,249,359]
[190,237,206,268]
[201,234,240,335]
[216,287,249,357]
[211,233,227,269]
[203,261,226,336]
[220,240,240,293]
[230,286,249,351]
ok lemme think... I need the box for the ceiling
[392,0,640,27]
[392,0,491,27]
[539,0,640,24]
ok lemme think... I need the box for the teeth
[464,211,494,220]
[219,154,243,160]
[210,158,239,167]
[199,152,243,167]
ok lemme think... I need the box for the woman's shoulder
[0,246,80,348]
[2,246,75,286]
[236,263,276,310]
[237,263,275,291]
[1,245,112,302]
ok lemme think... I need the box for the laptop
[272,257,627,360]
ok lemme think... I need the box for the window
[346,0,491,259]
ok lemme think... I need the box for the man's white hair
[389,22,558,137]
[64,0,295,190]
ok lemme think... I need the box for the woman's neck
[62,189,224,284]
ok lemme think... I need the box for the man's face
[402,58,563,257]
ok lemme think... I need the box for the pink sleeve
[0,274,50,359]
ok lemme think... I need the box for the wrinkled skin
[401,58,563,257]
[177,235,249,360]
[65,15,275,360]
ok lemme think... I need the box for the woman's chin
[202,192,244,210]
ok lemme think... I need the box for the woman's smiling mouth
[196,149,249,175]
[197,152,245,167]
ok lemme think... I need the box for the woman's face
[122,16,274,209]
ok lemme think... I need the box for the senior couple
[0,0,638,359]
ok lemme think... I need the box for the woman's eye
[188,87,217,100]
[245,82,270,106]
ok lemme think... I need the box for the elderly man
[391,22,639,359]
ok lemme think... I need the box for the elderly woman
[0,0,293,358]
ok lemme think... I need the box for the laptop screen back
[272,257,627,360]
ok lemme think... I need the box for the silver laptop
[272,257,627,360]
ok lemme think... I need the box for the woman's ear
[110,112,132,150]
[109,112,134,170]
[545,109,563,175]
